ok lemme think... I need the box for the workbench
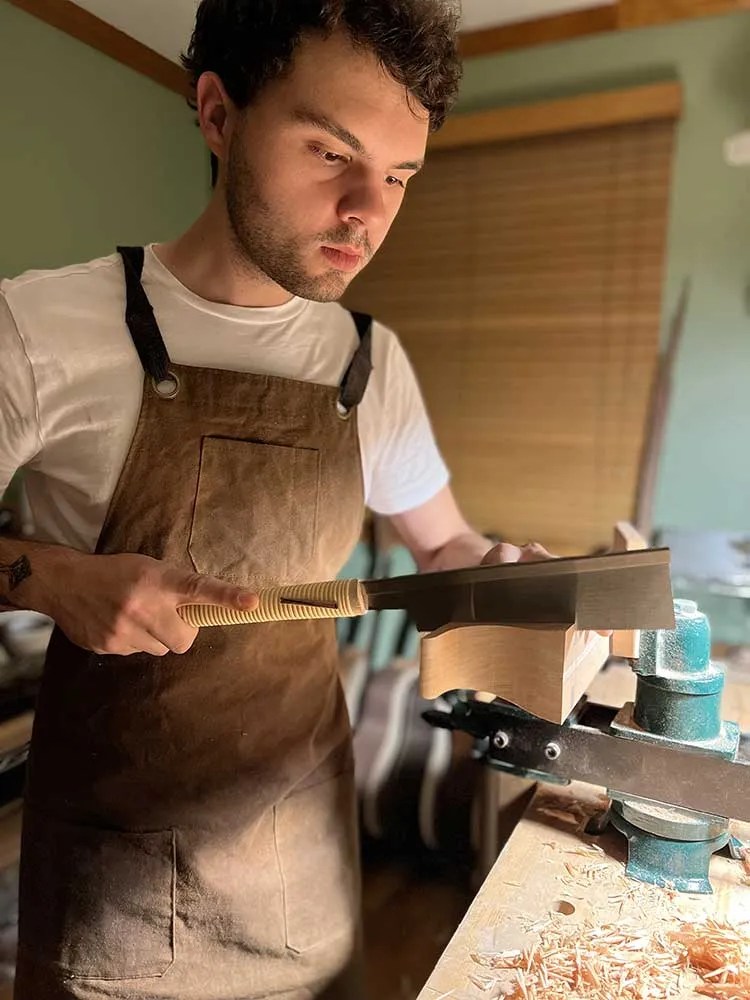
[417,662,750,999]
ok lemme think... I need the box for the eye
[386,176,406,189]
[310,144,348,165]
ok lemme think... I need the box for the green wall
[0,1,207,278]
[459,12,750,535]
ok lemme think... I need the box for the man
[0,2,545,998]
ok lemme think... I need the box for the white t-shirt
[0,246,449,553]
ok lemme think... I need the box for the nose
[337,169,387,233]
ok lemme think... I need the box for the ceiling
[72,0,614,64]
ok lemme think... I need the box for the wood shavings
[542,840,607,861]
[563,842,606,857]
[471,921,683,999]
[469,918,750,1000]
[557,859,621,891]
[520,915,553,936]
[469,971,501,992]
[670,919,750,1000]
[535,795,607,821]
[553,856,682,930]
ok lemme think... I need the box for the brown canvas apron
[14,245,373,1000]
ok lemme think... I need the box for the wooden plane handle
[178,579,368,627]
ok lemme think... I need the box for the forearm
[389,488,530,573]
[0,535,70,616]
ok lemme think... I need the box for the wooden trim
[7,0,190,97]
[459,0,750,58]
[430,80,681,151]
[618,0,750,29]
[459,5,618,59]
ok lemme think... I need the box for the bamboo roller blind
[345,117,676,555]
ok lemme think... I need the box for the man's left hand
[480,540,612,638]
[480,540,555,566]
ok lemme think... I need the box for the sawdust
[544,839,680,920]
[470,834,750,999]
[672,920,750,999]
[470,918,750,999]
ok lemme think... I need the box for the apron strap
[117,249,373,408]
[339,311,373,412]
[116,246,172,385]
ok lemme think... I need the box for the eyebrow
[292,106,424,173]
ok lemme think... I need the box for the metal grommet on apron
[153,372,180,399]
[15,246,375,1000]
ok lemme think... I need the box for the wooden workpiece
[419,525,655,724]
[420,626,611,724]
[610,521,648,659]
[417,663,750,1000]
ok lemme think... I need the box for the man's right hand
[41,550,258,656]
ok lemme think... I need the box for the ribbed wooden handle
[178,579,368,627]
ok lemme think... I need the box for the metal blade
[363,549,675,634]
[487,705,750,824]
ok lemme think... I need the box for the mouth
[320,245,364,272]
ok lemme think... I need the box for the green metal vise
[608,598,740,893]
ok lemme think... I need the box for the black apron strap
[116,246,172,384]
[339,311,373,412]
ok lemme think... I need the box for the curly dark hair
[181,0,463,134]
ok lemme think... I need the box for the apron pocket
[189,436,320,585]
[274,769,359,954]
[20,812,175,980]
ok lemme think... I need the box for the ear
[195,71,236,165]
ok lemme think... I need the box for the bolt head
[544,742,561,761]
[493,731,510,750]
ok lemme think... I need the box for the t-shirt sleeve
[0,289,42,497]
[365,327,449,516]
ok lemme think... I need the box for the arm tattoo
[0,555,32,595]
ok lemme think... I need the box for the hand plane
[179,547,675,632]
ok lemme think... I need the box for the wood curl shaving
[672,919,750,999]
[470,918,750,1000]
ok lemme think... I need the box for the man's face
[221,30,429,302]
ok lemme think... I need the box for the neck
[154,194,295,308]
